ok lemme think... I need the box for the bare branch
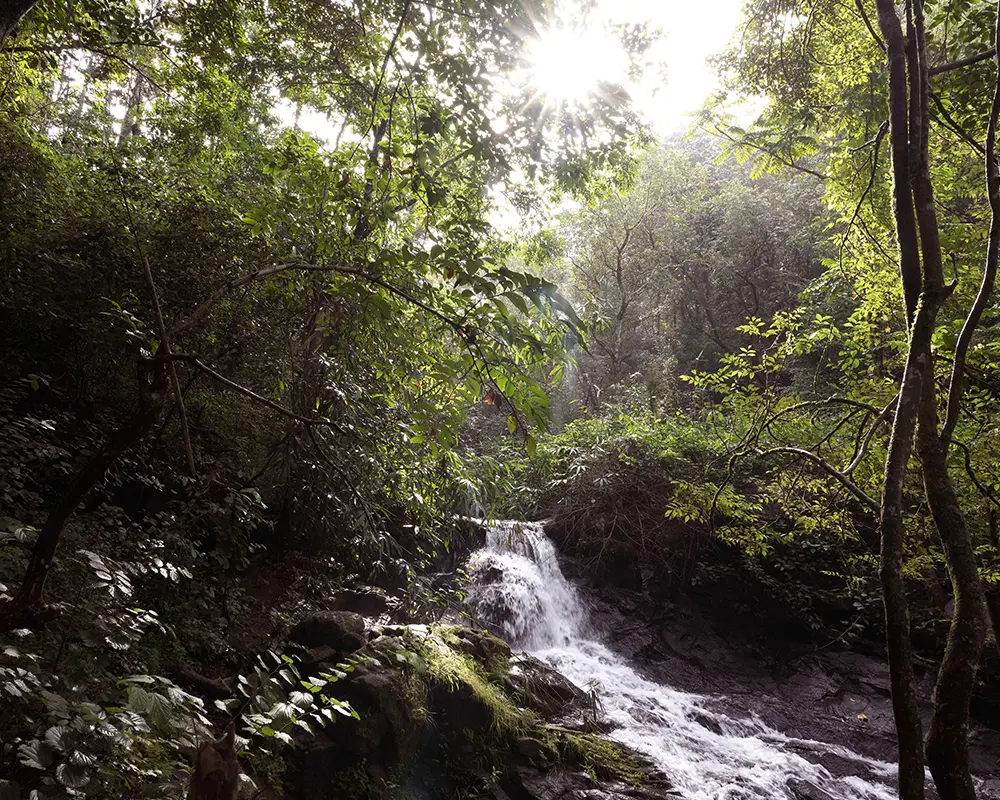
[112,159,197,477]
[170,263,361,339]
[844,398,896,474]
[930,92,986,156]
[705,122,829,181]
[839,121,888,271]
[951,438,1000,513]
[160,355,347,431]
[756,446,880,512]
[855,0,886,50]
[929,48,997,77]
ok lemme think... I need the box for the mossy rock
[510,765,681,800]
[287,623,670,800]
[291,659,426,800]
[450,627,512,664]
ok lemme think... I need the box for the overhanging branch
[929,48,997,77]
[756,446,880,512]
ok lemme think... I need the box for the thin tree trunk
[8,358,169,619]
[876,0,921,327]
[874,0,930,794]
[987,590,1000,656]
[878,299,935,800]
[917,5,1000,795]
[988,511,1000,656]
[917,391,988,799]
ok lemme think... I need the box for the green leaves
[229,649,362,753]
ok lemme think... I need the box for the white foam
[466,520,897,800]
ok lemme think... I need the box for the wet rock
[506,654,586,717]
[450,626,512,665]
[336,664,421,760]
[293,659,425,800]
[289,610,367,655]
[289,622,679,800]
[427,675,495,746]
[298,644,342,674]
[787,778,835,800]
[511,767,682,800]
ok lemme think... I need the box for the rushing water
[465,520,899,800]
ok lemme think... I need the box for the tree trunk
[874,0,933,794]
[987,590,1000,656]
[878,298,938,800]
[187,724,239,800]
[8,357,169,619]
[916,363,988,800]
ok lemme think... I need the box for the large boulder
[289,611,368,654]
[292,658,425,799]
[286,623,673,800]
[449,627,512,667]
[505,655,586,718]
[332,588,392,618]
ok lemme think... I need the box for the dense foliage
[7,0,1000,798]
[0,0,649,796]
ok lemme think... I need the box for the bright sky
[282,0,745,142]
[564,0,747,134]
[614,0,746,133]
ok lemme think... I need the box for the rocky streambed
[539,522,1000,800]
[205,518,1000,800]
[278,611,676,800]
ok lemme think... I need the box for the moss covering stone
[290,621,658,800]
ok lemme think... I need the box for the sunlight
[525,25,625,108]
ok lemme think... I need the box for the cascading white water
[465,520,898,800]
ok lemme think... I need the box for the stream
[465,520,901,800]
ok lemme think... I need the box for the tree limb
[756,446,880,512]
[930,92,986,156]
[855,0,886,51]
[114,162,197,476]
[929,48,997,76]
[170,263,361,339]
[844,398,896,474]
[158,355,348,431]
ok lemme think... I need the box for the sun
[525,25,625,108]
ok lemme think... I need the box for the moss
[361,624,651,794]
[400,626,528,738]
[245,749,288,794]
[557,730,648,785]
[439,625,513,682]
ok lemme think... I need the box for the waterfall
[465,520,899,800]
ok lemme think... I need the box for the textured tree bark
[987,590,1000,656]
[874,1,930,795]
[875,0,921,326]
[916,4,1000,796]
[877,299,934,800]
[917,391,988,800]
[187,724,240,800]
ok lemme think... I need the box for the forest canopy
[5,0,1000,799]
